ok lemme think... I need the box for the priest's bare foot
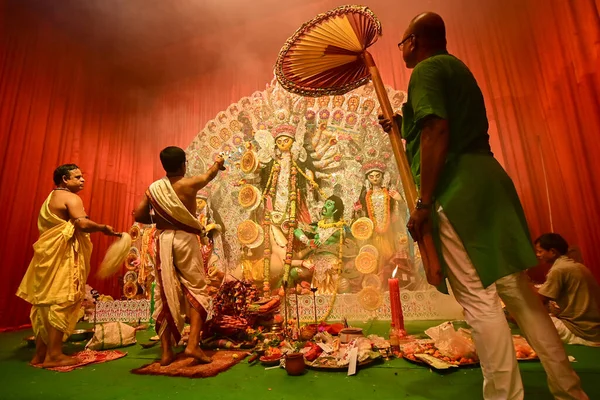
[30,349,46,366]
[42,354,78,368]
[30,354,45,366]
[184,347,212,364]
[160,350,175,366]
[30,337,47,365]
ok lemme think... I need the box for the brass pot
[299,324,318,340]
[68,328,94,342]
[270,321,283,333]
[339,327,363,343]
[24,336,35,348]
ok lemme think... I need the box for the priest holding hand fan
[16,164,123,369]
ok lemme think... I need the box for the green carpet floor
[1,320,598,400]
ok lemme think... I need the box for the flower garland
[365,189,391,234]
[262,162,280,295]
[266,162,280,199]
[282,166,298,284]
[262,210,272,295]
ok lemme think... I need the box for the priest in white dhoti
[134,146,225,365]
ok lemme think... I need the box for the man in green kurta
[380,12,588,400]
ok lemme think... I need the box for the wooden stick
[361,51,443,287]
[282,281,289,338]
[294,292,301,331]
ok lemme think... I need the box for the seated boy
[534,233,600,346]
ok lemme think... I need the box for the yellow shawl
[16,193,93,305]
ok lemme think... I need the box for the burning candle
[388,266,405,334]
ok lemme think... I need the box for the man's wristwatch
[415,198,432,210]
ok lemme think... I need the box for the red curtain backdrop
[1,0,598,329]
[0,4,134,329]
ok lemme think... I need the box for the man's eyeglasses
[397,34,414,49]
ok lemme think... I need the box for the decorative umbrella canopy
[276,5,382,97]
[275,5,444,287]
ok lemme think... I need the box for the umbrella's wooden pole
[362,54,417,210]
[362,51,443,287]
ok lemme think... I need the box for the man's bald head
[408,12,447,51]
[399,12,447,68]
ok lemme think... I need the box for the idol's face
[196,198,207,211]
[276,136,294,152]
[64,169,85,192]
[367,170,383,186]
[321,199,337,218]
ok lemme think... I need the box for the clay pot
[285,353,306,376]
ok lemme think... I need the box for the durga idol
[256,124,319,294]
